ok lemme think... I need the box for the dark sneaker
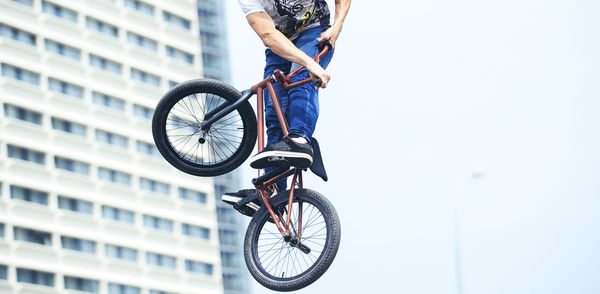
[221,189,261,217]
[250,136,313,169]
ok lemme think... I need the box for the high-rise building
[0,0,224,293]
[197,1,251,294]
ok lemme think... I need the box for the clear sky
[225,0,600,293]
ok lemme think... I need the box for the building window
[197,7,216,25]
[168,81,178,89]
[105,244,137,261]
[89,54,122,74]
[217,207,238,224]
[126,32,157,51]
[95,130,128,148]
[51,117,86,136]
[55,156,90,175]
[92,92,125,111]
[0,223,4,238]
[64,276,99,293]
[202,52,221,70]
[58,196,93,215]
[178,188,206,204]
[139,178,169,195]
[143,215,173,232]
[48,78,84,98]
[166,46,194,64]
[162,11,190,30]
[12,0,34,6]
[1,63,39,85]
[98,167,131,185]
[185,260,213,275]
[4,104,42,124]
[149,290,175,294]
[146,252,176,269]
[13,227,51,245]
[124,0,154,16]
[86,17,118,37]
[203,73,222,80]
[0,23,35,45]
[7,145,45,165]
[0,264,6,280]
[130,68,160,87]
[61,236,96,253]
[221,252,240,268]
[16,268,54,286]
[10,185,48,205]
[182,224,209,240]
[42,1,77,23]
[133,104,153,119]
[102,205,134,224]
[136,141,160,157]
[200,31,218,48]
[108,283,140,294]
[219,229,237,246]
[44,39,80,60]
[223,273,242,291]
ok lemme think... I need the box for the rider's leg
[287,27,335,141]
[263,49,291,192]
[252,27,334,187]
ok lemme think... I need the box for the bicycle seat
[309,137,328,182]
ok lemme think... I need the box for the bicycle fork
[254,168,310,254]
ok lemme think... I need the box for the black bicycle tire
[152,79,257,177]
[244,189,341,292]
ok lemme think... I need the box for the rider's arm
[246,12,330,88]
[317,0,351,47]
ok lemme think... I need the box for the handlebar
[318,40,333,52]
[314,78,323,88]
[277,41,332,89]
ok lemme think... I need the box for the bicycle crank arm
[201,89,253,131]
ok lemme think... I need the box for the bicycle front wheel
[244,189,341,291]
[152,79,257,177]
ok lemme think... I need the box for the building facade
[0,0,225,293]
[197,1,251,294]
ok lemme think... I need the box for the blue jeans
[262,26,334,191]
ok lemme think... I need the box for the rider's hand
[317,25,342,48]
[305,60,330,89]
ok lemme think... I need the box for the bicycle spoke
[255,199,329,280]
[206,130,240,154]
[192,93,205,115]
[164,92,246,166]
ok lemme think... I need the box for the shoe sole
[221,195,260,211]
[250,151,313,169]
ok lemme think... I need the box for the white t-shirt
[238,0,330,40]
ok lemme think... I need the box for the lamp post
[453,166,485,294]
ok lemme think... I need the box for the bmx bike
[152,43,340,291]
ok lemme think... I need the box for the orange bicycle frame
[250,43,331,237]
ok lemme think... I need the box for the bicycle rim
[165,92,245,166]
[252,198,329,280]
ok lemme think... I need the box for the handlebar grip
[314,78,323,88]
[318,40,333,51]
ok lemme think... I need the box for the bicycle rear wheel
[244,189,341,291]
[152,79,257,177]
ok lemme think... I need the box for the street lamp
[453,166,485,294]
